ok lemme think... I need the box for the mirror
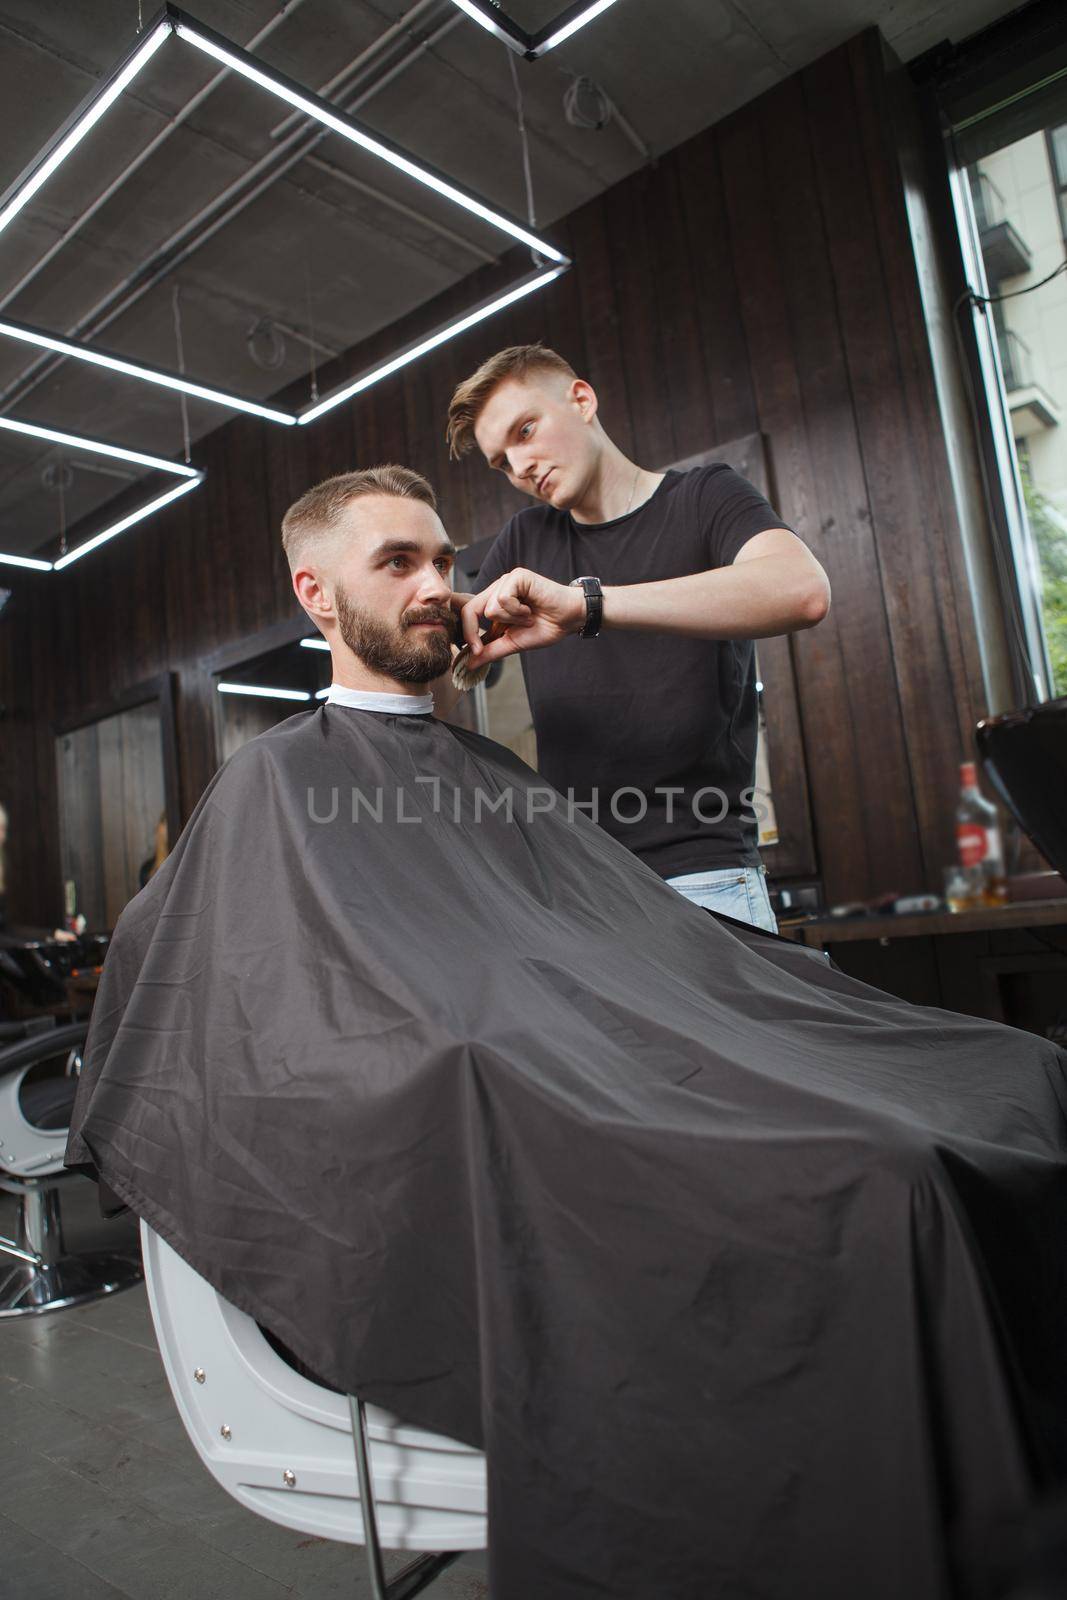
[54,677,178,932]
[212,635,330,763]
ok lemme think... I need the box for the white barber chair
[0,1021,142,1317]
[140,1221,488,1599]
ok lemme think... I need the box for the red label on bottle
[957,823,987,867]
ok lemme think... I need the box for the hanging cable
[562,73,610,131]
[957,256,1067,312]
[560,69,651,160]
[170,283,192,465]
[506,49,542,267]
[58,464,67,561]
[42,460,72,560]
[304,258,319,404]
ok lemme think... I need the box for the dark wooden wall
[0,27,987,925]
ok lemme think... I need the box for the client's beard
[334,583,453,685]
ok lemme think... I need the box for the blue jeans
[666,864,778,935]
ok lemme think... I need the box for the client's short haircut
[446,343,577,460]
[281,465,436,572]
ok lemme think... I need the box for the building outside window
[963,124,1067,694]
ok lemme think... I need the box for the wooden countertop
[785,897,1067,946]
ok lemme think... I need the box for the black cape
[66,705,1067,1599]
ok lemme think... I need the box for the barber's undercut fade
[446,343,577,460]
[281,464,437,572]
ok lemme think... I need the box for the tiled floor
[0,1179,489,1600]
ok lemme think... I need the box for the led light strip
[0,7,573,572]
[173,15,566,263]
[0,550,54,572]
[444,0,622,58]
[0,414,200,477]
[445,0,529,52]
[217,682,311,701]
[0,316,297,426]
[0,414,203,571]
[535,0,621,55]
[51,475,203,570]
[0,21,171,240]
[299,266,567,424]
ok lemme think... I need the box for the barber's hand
[449,570,585,667]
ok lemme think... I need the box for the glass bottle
[956,762,1008,906]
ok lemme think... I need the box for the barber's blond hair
[446,344,577,459]
[281,465,436,571]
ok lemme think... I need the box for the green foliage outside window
[1022,461,1067,697]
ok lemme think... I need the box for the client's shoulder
[213,707,322,785]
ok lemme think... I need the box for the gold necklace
[625,466,641,515]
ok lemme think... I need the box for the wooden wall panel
[645,155,715,463]
[0,27,987,927]
[756,74,923,898]
[605,170,676,471]
[856,37,987,737]
[717,104,897,902]
[569,197,635,457]
[675,133,759,444]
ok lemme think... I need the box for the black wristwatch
[569,575,603,639]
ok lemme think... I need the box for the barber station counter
[783,898,1067,1041]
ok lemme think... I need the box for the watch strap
[569,575,603,639]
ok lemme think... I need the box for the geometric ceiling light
[0,24,171,239]
[445,0,622,59]
[0,315,299,426]
[0,8,568,263]
[0,285,580,431]
[299,264,566,425]
[50,472,203,571]
[0,415,202,572]
[171,10,567,263]
[0,4,572,570]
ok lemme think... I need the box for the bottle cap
[960,761,978,787]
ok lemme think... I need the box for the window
[956,122,1067,696]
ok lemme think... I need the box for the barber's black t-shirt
[473,464,794,879]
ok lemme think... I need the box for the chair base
[384,1552,461,1599]
[0,1249,143,1318]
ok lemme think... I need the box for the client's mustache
[406,610,452,628]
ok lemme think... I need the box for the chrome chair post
[347,1394,461,1600]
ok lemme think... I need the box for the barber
[432,345,830,934]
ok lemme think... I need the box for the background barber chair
[976,695,1067,877]
[0,930,109,1021]
[141,1221,488,1600]
[0,1020,142,1316]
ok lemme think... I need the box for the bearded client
[67,465,1067,1600]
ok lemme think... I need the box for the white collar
[325,683,434,715]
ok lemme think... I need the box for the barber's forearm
[600,562,830,641]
